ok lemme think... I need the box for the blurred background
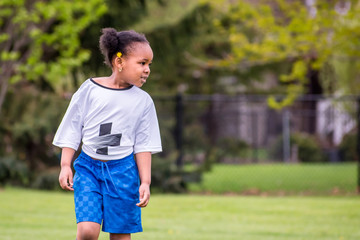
[1,0,360,195]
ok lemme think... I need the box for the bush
[0,86,67,172]
[293,133,326,162]
[32,170,62,191]
[151,153,201,193]
[339,131,357,162]
[270,132,326,163]
[216,137,250,160]
[0,157,30,187]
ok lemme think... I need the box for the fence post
[282,109,291,163]
[357,97,360,193]
[175,93,184,169]
[252,111,258,163]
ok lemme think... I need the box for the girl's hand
[136,183,150,207]
[59,166,74,191]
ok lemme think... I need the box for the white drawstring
[101,161,120,197]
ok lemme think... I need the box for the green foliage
[131,0,203,32]
[150,97,205,193]
[32,170,62,191]
[199,138,251,169]
[270,132,326,163]
[339,131,358,162]
[147,2,221,94]
[213,0,360,108]
[0,157,30,187]
[216,137,250,159]
[151,153,201,193]
[291,133,326,163]
[0,0,107,110]
[0,85,69,170]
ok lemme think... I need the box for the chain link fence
[154,94,359,194]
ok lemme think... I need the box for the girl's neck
[93,74,131,89]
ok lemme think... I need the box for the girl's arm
[59,147,76,191]
[135,152,151,207]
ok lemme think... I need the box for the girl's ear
[115,56,125,73]
[112,55,123,69]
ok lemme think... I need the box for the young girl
[53,28,162,240]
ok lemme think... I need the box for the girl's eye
[140,61,152,67]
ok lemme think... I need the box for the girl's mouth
[140,77,147,83]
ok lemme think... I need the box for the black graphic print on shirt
[95,123,122,155]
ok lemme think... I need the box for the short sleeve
[134,100,162,154]
[52,91,84,151]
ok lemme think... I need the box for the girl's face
[119,42,153,88]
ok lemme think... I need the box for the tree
[212,0,360,108]
[0,0,107,113]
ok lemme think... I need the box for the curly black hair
[99,28,149,68]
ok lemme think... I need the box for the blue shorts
[73,151,142,234]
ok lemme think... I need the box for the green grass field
[189,163,357,195]
[1,188,360,240]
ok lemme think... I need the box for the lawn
[188,163,357,195]
[0,188,359,240]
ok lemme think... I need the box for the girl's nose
[144,66,150,73]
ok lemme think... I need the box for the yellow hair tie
[116,52,122,58]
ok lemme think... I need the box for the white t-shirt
[53,79,162,160]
